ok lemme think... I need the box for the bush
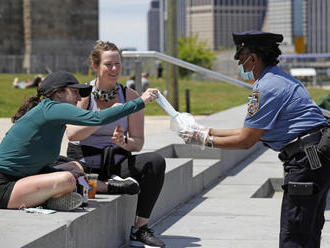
[178,35,216,77]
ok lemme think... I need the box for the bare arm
[112,88,144,152]
[207,127,265,149]
[65,97,102,141]
[209,128,242,137]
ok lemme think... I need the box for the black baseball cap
[40,71,92,97]
[232,30,283,60]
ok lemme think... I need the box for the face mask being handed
[239,56,255,81]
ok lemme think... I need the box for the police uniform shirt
[244,65,327,151]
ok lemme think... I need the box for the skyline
[99,0,150,51]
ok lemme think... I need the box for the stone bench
[0,142,263,248]
[0,105,266,247]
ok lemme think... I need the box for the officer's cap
[232,30,283,60]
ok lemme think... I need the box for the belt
[278,127,323,163]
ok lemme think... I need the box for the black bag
[67,83,131,180]
[317,127,330,161]
[101,146,131,181]
[67,143,131,181]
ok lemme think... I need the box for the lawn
[1,73,329,118]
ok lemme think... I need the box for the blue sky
[99,0,150,51]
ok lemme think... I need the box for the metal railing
[122,51,330,118]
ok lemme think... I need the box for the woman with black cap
[180,31,330,247]
[0,71,158,211]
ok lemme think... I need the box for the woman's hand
[141,88,159,104]
[112,125,126,146]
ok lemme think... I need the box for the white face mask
[239,56,255,81]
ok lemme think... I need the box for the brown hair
[88,40,121,66]
[11,87,65,123]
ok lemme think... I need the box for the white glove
[178,124,209,149]
[170,112,196,132]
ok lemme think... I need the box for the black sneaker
[130,225,165,247]
[107,175,140,195]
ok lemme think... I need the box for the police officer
[180,30,330,248]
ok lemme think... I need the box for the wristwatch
[207,135,214,148]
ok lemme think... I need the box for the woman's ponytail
[11,89,43,123]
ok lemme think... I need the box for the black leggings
[111,152,166,218]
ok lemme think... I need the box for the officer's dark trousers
[280,154,330,248]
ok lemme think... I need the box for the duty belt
[278,128,323,169]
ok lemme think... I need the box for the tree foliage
[178,35,216,77]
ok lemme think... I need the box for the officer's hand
[178,124,209,147]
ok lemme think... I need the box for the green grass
[144,78,250,115]
[1,73,330,118]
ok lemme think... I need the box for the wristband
[207,136,214,148]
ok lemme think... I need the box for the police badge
[247,90,260,116]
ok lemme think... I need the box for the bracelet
[207,135,214,148]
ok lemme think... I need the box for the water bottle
[156,91,199,131]
[77,176,89,207]
[156,91,208,147]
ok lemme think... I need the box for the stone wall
[0,0,24,55]
[0,0,98,73]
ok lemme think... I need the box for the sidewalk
[148,142,330,246]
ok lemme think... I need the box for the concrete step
[0,105,270,247]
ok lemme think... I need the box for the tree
[178,35,216,77]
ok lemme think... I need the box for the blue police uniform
[244,65,326,151]
[233,30,330,248]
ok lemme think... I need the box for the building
[0,0,98,73]
[186,0,267,50]
[147,0,186,52]
[306,0,330,53]
[0,0,25,72]
[148,0,161,51]
[263,0,307,53]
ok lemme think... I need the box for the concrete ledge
[1,143,264,248]
[0,105,268,247]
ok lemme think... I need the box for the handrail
[122,51,252,89]
[122,50,330,118]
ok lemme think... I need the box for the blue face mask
[239,56,255,81]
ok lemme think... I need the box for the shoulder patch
[247,90,260,116]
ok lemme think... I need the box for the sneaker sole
[130,240,165,248]
[110,175,139,185]
[46,192,82,211]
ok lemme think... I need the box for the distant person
[31,74,44,88]
[317,94,330,123]
[318,94,330,111]
[12,74,44,89]
[141,72,150,92]
[126,74,136,90]
[12,77,32,89]
[156,61,163,79]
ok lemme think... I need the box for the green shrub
[178,35,216,78]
